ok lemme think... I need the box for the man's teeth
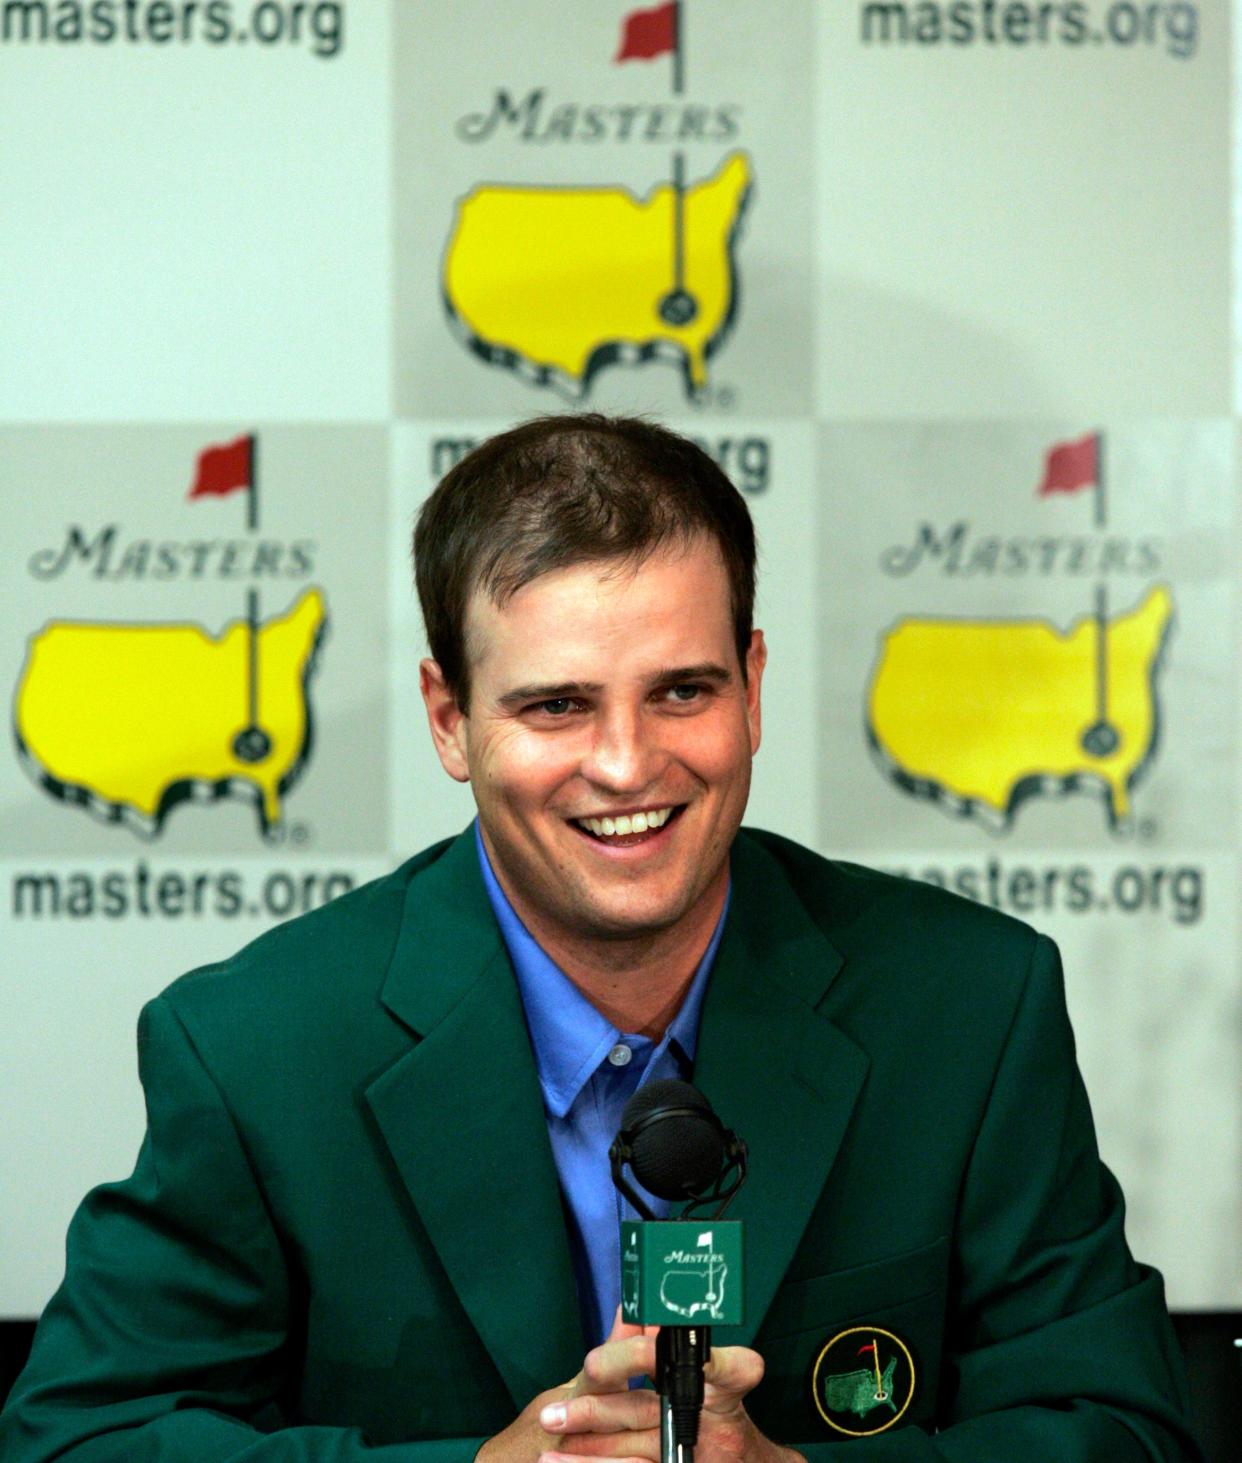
[578,808,674,838]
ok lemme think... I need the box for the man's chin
[564,887,710,944]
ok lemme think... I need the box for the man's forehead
[475,539,723,615]
[463,541,734,676]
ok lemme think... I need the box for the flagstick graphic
[670,0,684,93]
[1082,439,1119,756]
[672,153,686,289]
[858,1340,885,1401]
[1079,580,1118,756]
[248,590,260,723]
[659,150,698,326]
[247,433,260,531]
[187,434,272,764]
[663,6,693,323]
[233,585,273,763]
[233,439,273,761]
[1036,432,1119,758]
[615,4,697,328]
[1093,433,1105,529]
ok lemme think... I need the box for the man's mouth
[572,805,683,843]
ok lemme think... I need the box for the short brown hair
[414,414,757,709]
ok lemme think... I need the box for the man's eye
[537,698,575,716]
[666,684,703,703]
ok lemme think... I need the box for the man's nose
[581,705,666,792]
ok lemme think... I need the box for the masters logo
[14,436,328,840]
[443,1,753,399]
[867,433,1174,832]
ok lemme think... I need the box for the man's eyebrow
[656,663,733,684]
[495,665,732,709]
[497,681,604,708]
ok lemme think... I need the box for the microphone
[609,1081,748,1463]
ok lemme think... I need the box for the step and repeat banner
[1,1,1237,1315]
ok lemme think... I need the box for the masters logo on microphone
[610,1078,747,1327]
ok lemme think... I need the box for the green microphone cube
[620,1220,744,1326]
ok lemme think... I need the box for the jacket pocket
[749,1235,949,1444]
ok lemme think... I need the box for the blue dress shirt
[474,822,728,1346]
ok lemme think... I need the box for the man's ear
[420,659,471,784]
[744,629,766,756]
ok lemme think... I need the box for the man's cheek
[510,744,579,788]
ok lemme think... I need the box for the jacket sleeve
[792,935,1203,1462]
[0,995,489,1463]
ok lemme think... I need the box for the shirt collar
[474,820,727,1119]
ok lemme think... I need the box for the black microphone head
[620,1079,726,1201]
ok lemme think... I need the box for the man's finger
[572,1333,657,1395]
[540,1389,660,1437]
[560,1432,660,1460]
[603,1304,646,1343]
[702,1344,765,1405]
[540,1452,655,1463]
[557,1428,657,1457]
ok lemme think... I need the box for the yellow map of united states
[15,589,325,836]
[443,152,751,397]
[867,586,1173,828]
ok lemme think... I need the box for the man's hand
[692,1345,804,1463]
[475,1310,657,1463]
[477,1311,805,1463]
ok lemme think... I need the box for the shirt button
[608,1043,633,1067]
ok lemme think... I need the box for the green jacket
[1,828,1201,1459]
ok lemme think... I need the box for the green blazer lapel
[363,830,584,1409]
[693,833,869,1349]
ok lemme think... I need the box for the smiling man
[2,416,1201,1462]
[420,530,762,1034]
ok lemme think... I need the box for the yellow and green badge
[810,1326,915,1437]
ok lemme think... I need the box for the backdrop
[1,0,1237,1318]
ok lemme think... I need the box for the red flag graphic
[615,1,676,61]
[189,435,253,500]
[1038,433,1098,497]
[857,1342,877,1357]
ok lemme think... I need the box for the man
[2,416,1201,1460]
